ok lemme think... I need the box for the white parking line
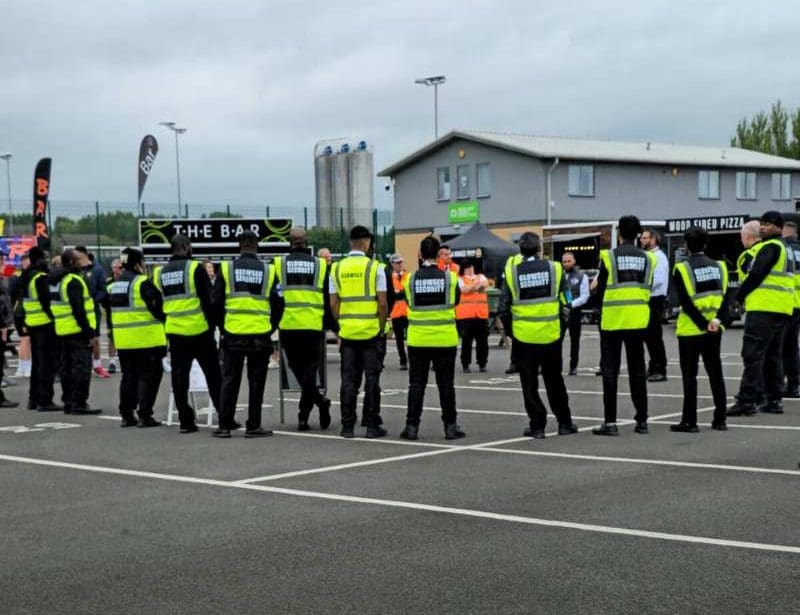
[648,421,800,431]
[0,452,797,555]
[447,384,722,400]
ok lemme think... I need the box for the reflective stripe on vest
[23,272,52,327]
[389,271,409,319]
[332,256,380,340]
[110,275,167,349]
[405,269,458,347]
[599,249,655,331]
[223,259,275,335]
[51,273,96,337]
[504,257,562,344]
[277,255,326,331]
[745,238,794,315]
[156,260,209,336]
[674,260,728,337]
[455,274,489,320]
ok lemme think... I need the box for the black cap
[121,247,144,270]
[760,210,784,228]
[349,225,372,241]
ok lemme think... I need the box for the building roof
[378,130,800,176]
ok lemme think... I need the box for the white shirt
[568,272,591,308]
[650,247,669,297]
[328,251,388,294]
[458,273,488,290]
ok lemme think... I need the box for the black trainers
[592,423,619,436]
[479,366,487,373]
[244,427,273,438]
[727,402,757,417]
[523,427,545,439]
[647,373,667,383]
[444,423,466,440]
[634,422,649,434]
[137,416,162,428]
[400,425,419,440]
[505,363,518,374]
[711,421,728,431]
[120,417,139,428]
[567,369,577,376]
[669,422,699,433]
[365,425,388,439]
[558,423,579,435]
[180,424,199,434]
[318,397,332,430]
[212,428,231,438]
[759,400,784,414]
[68,405,101,415]
[340,425,355,439]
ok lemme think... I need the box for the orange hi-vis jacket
[390,270,410,319]
[456,274,489,320]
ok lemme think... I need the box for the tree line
[731,100,800,159]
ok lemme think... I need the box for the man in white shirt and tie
[561,251,590,375]
[640,228,669,382]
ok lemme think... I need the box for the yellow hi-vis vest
[404,268,458,347]
[23,272,52,328]
[744,238,794,315]
[783,238,800,310]
[276,255,327,331]
[674,260,728,337]
[736,245,757,282]
[504,256,563,344]
[222,258,276,335]
[155,260,209,336]
[108,274,167,349]
[51,273,96,337]
[332,255,380,341]
[599,248,656,331]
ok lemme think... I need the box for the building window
[477,163,491,197]
[457,164,470,199]
[697,170,720,199]
[736,171,757,200]
[772,173,791,200]
[568,165,594,197]
[436,167,451,201]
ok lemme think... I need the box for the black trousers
[339,337,382,428]
[564,309,582,371]
[600,329,648,424]
[281,330,326,419]
[645,296,668,375]
[391,317,408,366]
[118,347,165,419]
[29,324,59,407]
[781,310,800,390]
[169,332,223,429]
[60,335,92,410]
[219,345,270,431]
[738,311,788,405]
[678,334,727,425]
[406,346,457,427]
[458,318,489,368]
[517,339,573,430]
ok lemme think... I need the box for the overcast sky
[2,0,799,213]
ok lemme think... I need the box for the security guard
[388,254,410,370]
[21,247,60,411]
[737,220,761,281]
[275,227,332,431]
[593,215,656,436]
[728,211,794,416]
[561,251,589,375]
[155,234,222,433]
[49,248,100,414]
[498,232,578,438]
[211,231,283,438]
[780,219,800,398]
[400,235,465,440]
[107,248,166,428]
[640,228,669,382]
[670,226,730,432]
[456,259,490,373]
[330,225,388,439]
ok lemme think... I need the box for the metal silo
[314,144,334,228]
[349,140,374,229]
[332,143,351,228]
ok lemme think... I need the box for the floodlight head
[0,153,11,161]
[415,75,446,86]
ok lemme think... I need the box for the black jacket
[673,253,733,332]
[48,267,94,338]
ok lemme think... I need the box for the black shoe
[727,402,757,417]
[592,423,619,436]
[479,366,487,373]
[138,416,162,428]
[670,422,699,433]
[69,405,101,415]
[212,428,231,438]
[179,424,199,434]
[27,400,37,410]
[365,425,388,439]
[399,363,408,371]
[445,423,466,439]
[231,420,242,431]
[759,400,784,414]
[244,427,273,438]
[524,427,545,439]
[783,386,800,398]
[120,417,139,428]
[558,423,579,435]
[505,363,518,374]
[0,399,19,408]
[341,425,355,439]
[634,422,649,434]
[647,373,667,383]
[400,425,419,440]
[318,398,332,430]
[568,369,577,376]
[37,404,63,412]
[711,421,728,431]
[462,366,472,373]
[298,421,310,432]
[594,367,603,376]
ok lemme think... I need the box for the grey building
[378,130,800,258]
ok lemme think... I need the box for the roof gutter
[545,157,560,226]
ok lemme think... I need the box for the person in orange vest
[388,253,410,370]
[456,259,490,373]
[437,244,460,274]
